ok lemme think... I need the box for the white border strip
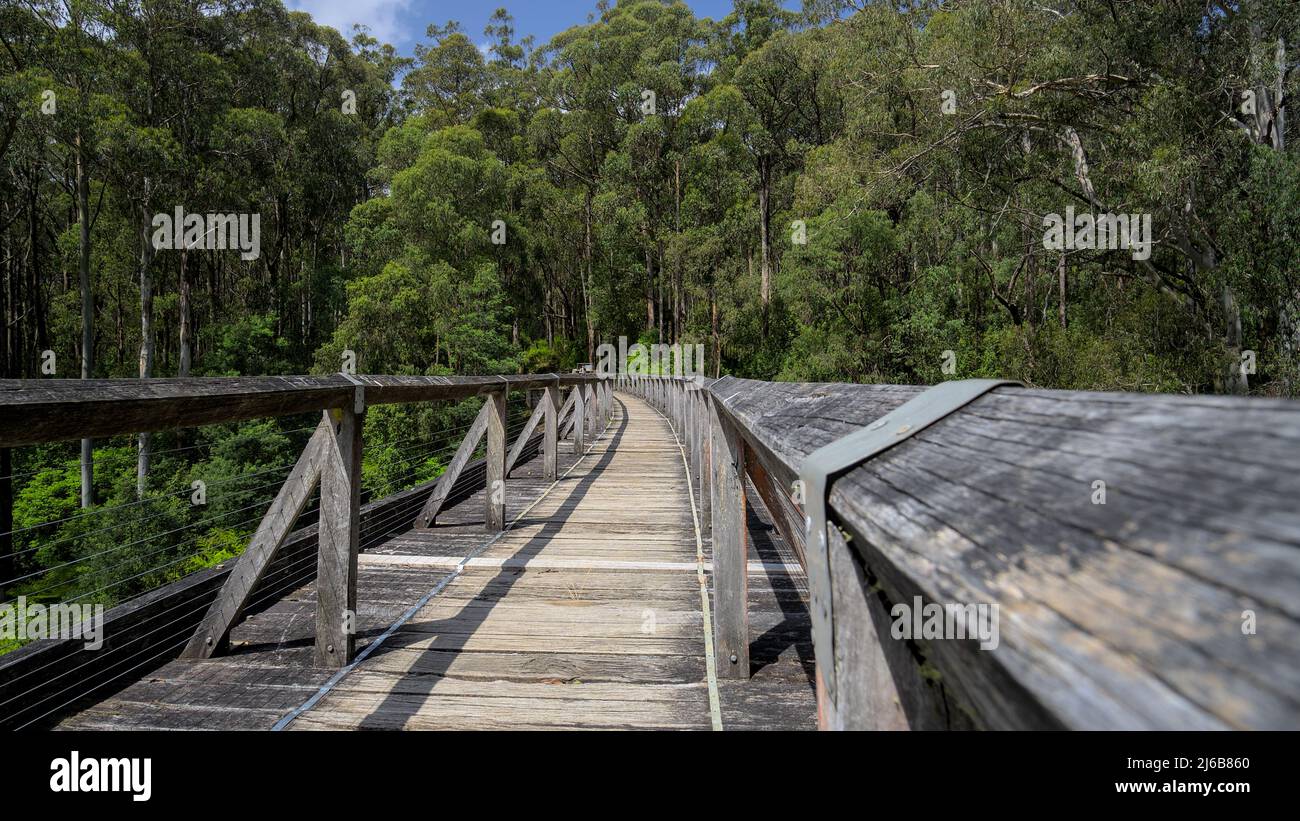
[359,554,802,575]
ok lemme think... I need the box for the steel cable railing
[0,376,598,729]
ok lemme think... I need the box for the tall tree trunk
[583,188,595,363]
[644,244,655,334]
[179,246,192,376]
[137,188,155,497]
[1058,253,1067,330]
[758,155,773,329]
[674,159,684,343]
[1222,286,1249,394]
[711,286,720,378]
[76,134,94,509]
[0,448,11,602]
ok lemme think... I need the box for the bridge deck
[57,393,815,730]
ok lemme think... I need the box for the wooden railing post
[315,390,364,668]
[585,383,597,435]
[572,380,585,453]
[485,389,506,531]
[543,382,559,480]
[709,392,749,679]
[689,385,703,490]
[699,388,711,527]
[183,416,334,660]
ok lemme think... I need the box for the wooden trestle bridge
[0,372,1298,730]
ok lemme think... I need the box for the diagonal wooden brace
[415,399,492,528]
[505,397,546,477]
[558,386,579,438]
[181,417,333,659]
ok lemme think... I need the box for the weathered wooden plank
[584,384,597,435]
[744,441,805,569]
[710,394,749,680]
[315,401,363,668]
[415,399,491,528]
[0,374,602,448]
[825,524,916,730]
[181,417,332,660]
[485,390,507,531]
[572,382,585,452]
[543,385,560,480]
[709,375,1300,730]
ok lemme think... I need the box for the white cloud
[286,0,413,45]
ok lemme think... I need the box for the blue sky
[286,0,769,56]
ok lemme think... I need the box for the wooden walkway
[57,393,815,730]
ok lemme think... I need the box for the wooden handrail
[0,371,612,682]
[622,373,1300,731]
[0,373,601,448]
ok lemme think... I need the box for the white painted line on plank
[359,554,804,575]
[641,391,723,731]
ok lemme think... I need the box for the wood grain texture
[50,391,813,731]
[709,394,749,680]
[0,374,601,447]
[572,382,585,452]
[315,404,363,668]
[485,390,506,532]
[181,418,331,660]
[543,385,560,480]
[708,375,1300,729]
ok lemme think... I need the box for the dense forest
[0,0,1297,633]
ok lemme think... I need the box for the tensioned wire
[272,409,602,730]
[0,411,513,588]
[2,405,543,726]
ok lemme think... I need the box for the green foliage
[3,0,1299,656]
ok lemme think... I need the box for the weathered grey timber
[484,390,506,531]
[315,402,364,668]
[181,418,334,659]
[506,396,547,476]
[701,375,1300,730]
[572,382,585,452]
[709,391,749,680]
[0,373,598,448]
[0,434,543,730]
[543,385,560,480]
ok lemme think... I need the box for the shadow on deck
[55,394,816,731]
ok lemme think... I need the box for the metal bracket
[798,378,1021,717]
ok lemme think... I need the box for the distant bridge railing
[0,373,613,729]
[623,373,1300,730]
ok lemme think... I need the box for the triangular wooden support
[181,417,334,659]
[505,399,546,477]
[415,399,492,528]
[559,387,581,438]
